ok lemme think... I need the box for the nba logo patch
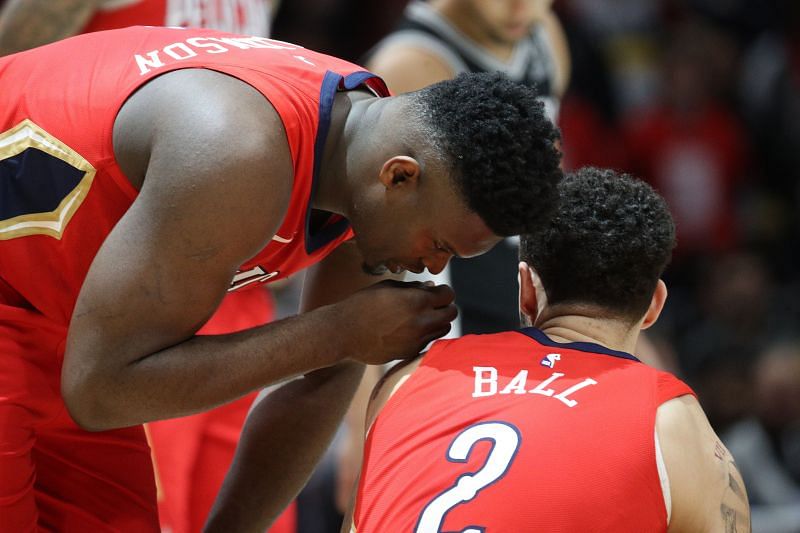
[540,353,561,368]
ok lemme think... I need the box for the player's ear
[519,262,541,325]
[378,156,421,190]
[641,279,667,330]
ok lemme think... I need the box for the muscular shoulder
[114,68,290,189]
[113,68,294,267]
[657,395,751,532]
[366,42,454,94]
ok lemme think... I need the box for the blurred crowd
[2,0,798,531]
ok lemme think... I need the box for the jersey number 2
[415,421,521,533]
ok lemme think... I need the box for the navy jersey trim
[0,119,96,240]
[1,148,85,219]
[305,70,382,254]
[517,327,641,362]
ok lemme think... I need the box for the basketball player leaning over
[345,168,751,533]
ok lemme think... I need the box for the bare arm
[0,0,102,55]
[340,356,422,533]
[301,242,406,515]
[335,363,383,513]
[62,68,314,429]
[206,361,365,533]
[658,395,751,532]
[62,69,457,431]
[205,244,451,532]
[539,7,571,98]
[205,244,380,532]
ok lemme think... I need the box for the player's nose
[423,253,450,275]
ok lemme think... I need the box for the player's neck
[534,310,642,356]
[433,0,517,61]
[314,91,377,216]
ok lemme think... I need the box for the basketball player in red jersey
[0,4,292,531]
[345,167,751,532]
[0,27,561,532]
[0,0,278,55]
[0,3,290,531]
[0,3,291,531]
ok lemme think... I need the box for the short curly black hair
[520,167,676,320]
[409,72,562,236]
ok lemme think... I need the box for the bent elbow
[61,369,115,432]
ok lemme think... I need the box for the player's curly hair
[409,72,562,236]
[520,167,676,320]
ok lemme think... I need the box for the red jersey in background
[83,0,272,36]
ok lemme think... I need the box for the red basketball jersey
[82,0,272,36]
[0,26,388,324]
[354,328,695,533]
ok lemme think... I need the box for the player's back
[354,328,693,532]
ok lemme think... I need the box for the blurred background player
[0,0,278,55]
[346,167,751,532]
